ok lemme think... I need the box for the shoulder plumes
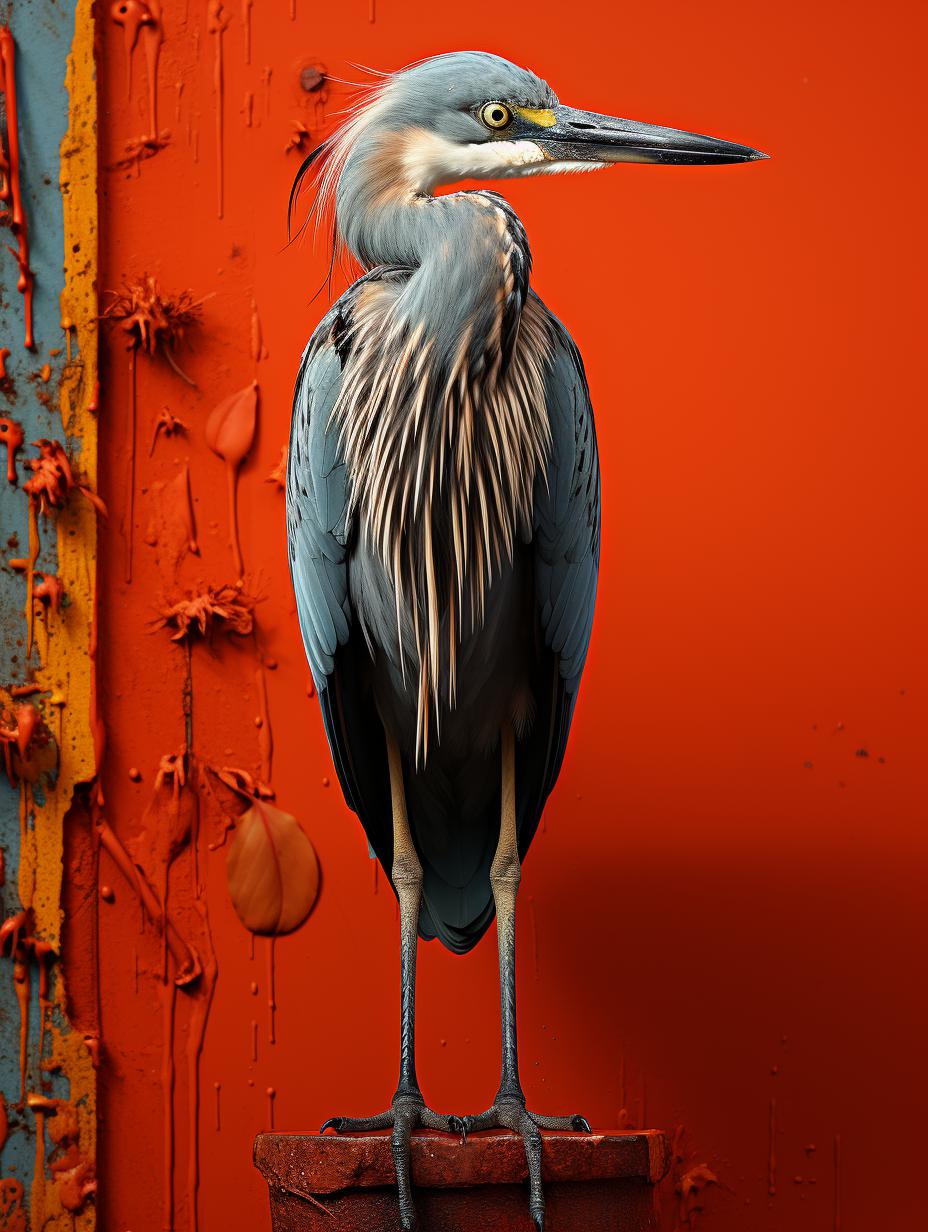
[287,74,392,272]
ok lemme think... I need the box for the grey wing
[534,320,601,693]
[286,338,352,692]
[286,322,394,864]
[516,309,601,855]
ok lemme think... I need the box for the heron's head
[303,51,764,203]
[367,51,766,190]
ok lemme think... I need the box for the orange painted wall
[96,3,927,1230]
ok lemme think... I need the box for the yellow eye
[479,102,512,131]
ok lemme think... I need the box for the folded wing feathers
[532,322,601,692]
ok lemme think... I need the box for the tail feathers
[418,881,496,954]
[406,753,499,890]
[405,748,500,953]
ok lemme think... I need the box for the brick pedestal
[254,1130,670,1231]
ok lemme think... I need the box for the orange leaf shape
[226,800,319,934]
[205,381,258,468]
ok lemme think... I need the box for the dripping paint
[110,1,169,167]
[241,0,252,65]
[161,979,175,1231]
[266,937,276,1045]
[0,29,35,350]
[0,3,99,1229]
[207,3,229,219]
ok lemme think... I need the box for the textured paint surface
[0,1,98,1228]
[91,3,927,1232]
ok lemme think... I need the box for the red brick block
[254,1130,670,1231]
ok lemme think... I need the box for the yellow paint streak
[515,106,556,128]
[27,3,98,1228]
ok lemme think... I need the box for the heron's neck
[338,143,532,377]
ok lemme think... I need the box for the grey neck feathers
[337,134,532,379]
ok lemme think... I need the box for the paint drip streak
[255,663,273,780]
[0,27,36,348]
[142,4,164,139]
[162,981,176,1231]
[126,348,137,582]
[267,936,276,1044]
[242,0,252,64]
[208,4,229,219]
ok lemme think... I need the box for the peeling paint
[0,4,98,1231]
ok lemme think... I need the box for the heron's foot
[460,1095,591,1231]
[321,1091,463,1231]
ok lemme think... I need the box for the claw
[532,1213,545,1231]
[449,1115,467,1145]
[571,1114,591,1133]
[319,1117,341,1134]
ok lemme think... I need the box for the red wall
[96,3,927,1229]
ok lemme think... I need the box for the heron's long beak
[524,104,767,165]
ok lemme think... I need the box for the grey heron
[286,50,764,1229]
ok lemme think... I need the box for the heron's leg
[461,727,590,1231]
[320,728,462,1231]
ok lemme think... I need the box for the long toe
[518,1114,546,1232]
[417,1106,462,1135]
[526,1110,591,1132]
[391,1110,418,1231]
[320,1110,393,1133]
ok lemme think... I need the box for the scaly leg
[461,726,590,1231]
[321,727,462,1230]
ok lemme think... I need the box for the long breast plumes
[330,272,552,759]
